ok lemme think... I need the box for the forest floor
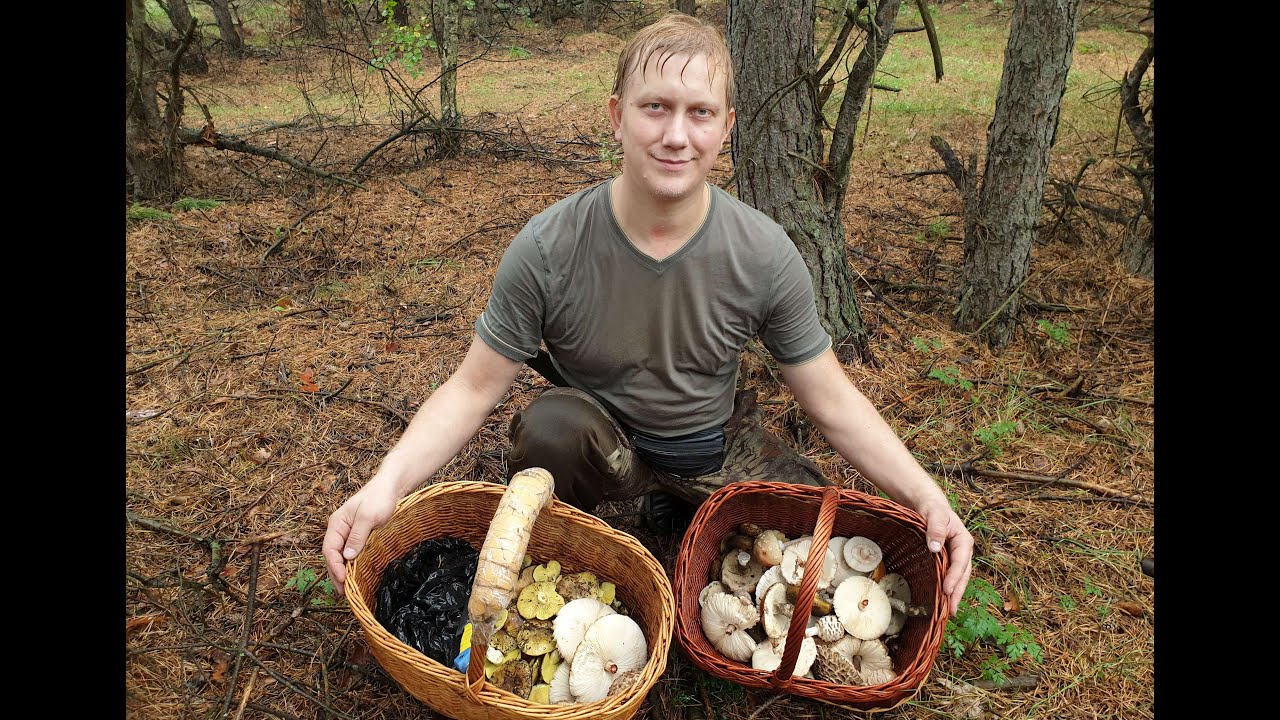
[125,3,1154,719]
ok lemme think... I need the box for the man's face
[608,52,736,204]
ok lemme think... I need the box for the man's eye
[646,103,663,111]
[693,108,711,117]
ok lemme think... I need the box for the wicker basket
[347,477,674,720]
[673,481,949,712]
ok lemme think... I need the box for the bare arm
[779,348,973,616]
[322,335,524,595]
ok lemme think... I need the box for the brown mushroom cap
[814,640,866,686]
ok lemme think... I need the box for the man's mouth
[654,157,691,171]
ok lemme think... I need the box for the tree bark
[728,0,905,359]
[202,0,244,53]
[392,0,410,26]
[431,0,462,156]
[303,0,328,38]
[161,0,208,73]
[956,0,1083,347]
[581,0,597,32]
[126,0,183,200]
[676,0,696,16]
[473,0,494,38]
[1119,35,1153,280]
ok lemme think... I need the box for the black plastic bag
[374,536,479,666]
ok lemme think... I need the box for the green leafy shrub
[944,577,1043,684]
[1037,319,1072,347]
[973,419,1018,457]
[286,567,337,605]
[128,204,173,222]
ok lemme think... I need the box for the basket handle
[771,484,840,687]
[464,468,557,702]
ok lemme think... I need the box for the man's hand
[322,483,400,598]
[917,498,974,618]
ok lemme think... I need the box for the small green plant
[1058,595,1077,611]
[1077,40,1104,55]
[927,219,950,239]
[507,46,531,60]
[928,365,973,391]
[286,567,337,605]
[912,336,944,354]
[944,578,1043,685]
[173,197,221,212]
[128,204,173,222]
[599,130,622,173]
[1083,576,1104,598]
[1036,319,1072,347]
[973,419,1018,457]
[370,3,436,78]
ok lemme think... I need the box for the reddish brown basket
[673,481,949,712]
[347,477,674,720]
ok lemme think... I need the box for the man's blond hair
[611,12,734,109]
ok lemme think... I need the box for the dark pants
[507,387,832,513]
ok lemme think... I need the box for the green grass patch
[128,204,174,222]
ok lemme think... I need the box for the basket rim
[346,479,676,716]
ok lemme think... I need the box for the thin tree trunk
[432,0,461,156]
[581,0,596,32]
[676,0,696,16]
[392,0,410,26]
[474,0,494,38]
[303,0,328,38]
[1119,35,1153,280]
[162,0,208,73]
[126,0,183,200]
[956,0,1083,347]
[203,0,244,53]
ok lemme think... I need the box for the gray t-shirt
[476,179,832,437]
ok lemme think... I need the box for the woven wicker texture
[673,482,949,712]
[347,479,674,720]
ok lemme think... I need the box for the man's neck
[610,175,710,262]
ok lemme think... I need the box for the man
[324,13,973,616]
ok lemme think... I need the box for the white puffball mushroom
[701,592,759,662]
[842,536,883,574]
[553,597,615,664]
[569,614,648,702]
[833,576,892,640]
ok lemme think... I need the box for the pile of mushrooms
[482,556,649,703]
[698,523,929,686]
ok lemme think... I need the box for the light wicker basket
[347,477,674,720]
[673,482,949,712]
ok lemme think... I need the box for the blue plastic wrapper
[452,647,471,673]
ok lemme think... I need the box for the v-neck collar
[604,178,715,273]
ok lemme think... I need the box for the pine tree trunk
[204,0,244,53]
[676,0,696,16]
[581,0,596,31]
[956,0,1083,347]
[432,0,461,156]
[474,0,493,38]
[728,0,868,357]
[303,0,328,37]
[163,0,208,73]
[126,0,182,200]
[393,0,410,26]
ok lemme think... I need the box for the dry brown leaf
[211,658,230,684]
[1003,595,1021,613]
[1115,601,1145,617]
[125,613,167,637]
[251,447,272,464]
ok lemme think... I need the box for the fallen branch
[178,127,366,190]
[928,461,1152,507]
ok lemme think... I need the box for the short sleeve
[758,238,832,365]
[474,220,548,361]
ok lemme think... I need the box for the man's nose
[662,113,689,148]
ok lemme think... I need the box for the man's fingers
[323,511,355,598]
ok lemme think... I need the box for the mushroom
[815,614,845,643]
[532,559,562,583]
[758,582,795,639]
[752,529,788,567]
[540,649,562,683]
[751,635,817,677]
[879,573,912,637]
[701,592,759,662]
[824,536,861,587]
[548,661,573,703]
[485,630,520,665]
[518,581,566,620]
[569,614,648,702]
[556,571,601,601]
[832,576,892,640]
[492,658,533,698]
[779,538,837,589]
[814,639,865,686]
[842,536,883,573]
[754,566,784,606]
[553,596,615,663]
[700,580,730,608]
[516,618,557,656]
[852,638,895,685]
[598,581,617,605]
[606,667,644,698]
[721,552,766,594]
[528,684,551,704]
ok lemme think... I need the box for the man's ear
[608,94,623,143]
[722,107,736,144]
